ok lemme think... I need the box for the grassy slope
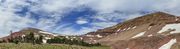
[0,43,110,49]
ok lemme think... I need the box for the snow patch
[159,39,176,49]
[65,36,69,38]
[176,18,179,21]
[116,29,121,32]
[117,27,131,32]
[122,28,127,31]
[21,34,26,38]
[39,31,57,36]
[148,26,152,30]
[42,37,51,44]
[132,26,137,29]
[42,39,47,43]
[158,23,180,34]
[132,31,146,38]
[86,35,94,37]
[127,27,131,30]
[148,34,153,37]
[45,37,51,39]
[80,37,83,40]
[96,34,103,38]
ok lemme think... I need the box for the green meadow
[0,43,110,49]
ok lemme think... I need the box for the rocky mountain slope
[82,12,180,49]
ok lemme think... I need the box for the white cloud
[55,26,97,35]
[90,22,117,29]
[0,0,31,36]
[85,0,180,15]
[76,20,88,24]
[29,0,82,14]
[76,17,89,24]
[0,10,34,37]
[86,0,180,31]
[0,0,66,37]
[1,0,180,37]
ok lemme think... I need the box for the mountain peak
[114,12,178,28]
[82,12,180,44]
[142,12,175,18]
[22,27,42,31]
[151,12,171,15]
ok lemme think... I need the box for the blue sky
[0,0,180,37]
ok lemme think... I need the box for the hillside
[82,12,180,49]
[0,28,58,43]
[98,12,180,44]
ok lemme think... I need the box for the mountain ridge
[81,12,180,49]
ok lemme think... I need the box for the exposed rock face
[82,12,180,49]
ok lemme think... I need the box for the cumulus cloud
[52,23,96,35]
[0,0,66,37]
[76,17,89,24]
[76,20,88,24]
[90,22,117,28]
[87,0,179,13]
[87,0,180,29]
[1,0,180,37]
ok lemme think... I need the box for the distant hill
[0,28,58,43]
